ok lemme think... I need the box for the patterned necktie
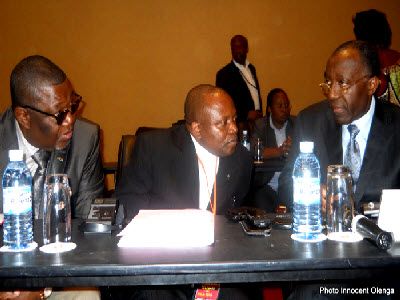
[32,149,51,219]
[344,124,361,187]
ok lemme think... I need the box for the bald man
[116,84,253,220]
[216,35,262,122]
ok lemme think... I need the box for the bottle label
[293,178,320,205]
[3,186,32,214]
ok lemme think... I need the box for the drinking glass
[326,165,354,238]
[254,138,264,162]
[43,174,71,245]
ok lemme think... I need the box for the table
[0,217,399,289]
[254,158,286,173]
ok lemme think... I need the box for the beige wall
[1,1,400,187]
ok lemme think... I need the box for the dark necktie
[344,124,361,187]
[32,149,51,219]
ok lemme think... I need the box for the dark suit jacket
[0,107,105,219]
[250,115,295,184]
[279,99,400,212]
[216,61,262,122]
[115,124,253,220]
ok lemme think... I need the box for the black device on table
[226,207,293,236]
[79,198,120,234]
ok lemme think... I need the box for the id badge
[193,283,220,300]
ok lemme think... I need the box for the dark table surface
[254,158,286,173]
[0,216,399,288]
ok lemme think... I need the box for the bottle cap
[243,130,248,134]
[9,150,23,162]
[300,142,314,153]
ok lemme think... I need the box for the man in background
[279,40,400,214]
[216,35,262,123]
[353,9,400,100]
[249,88,295,212]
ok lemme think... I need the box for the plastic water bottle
[292,142,322,241]
[242,130,250,151]
[2,150,33,249]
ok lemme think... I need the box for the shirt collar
[190,134,218,161]
[15,119,39,158]
[348,96,375,140]
[233,59,249,69]
[269,115,288,132]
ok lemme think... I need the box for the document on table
[117,209,214,248]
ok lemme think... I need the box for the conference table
[0,216,399,289]
[254,158,286,173]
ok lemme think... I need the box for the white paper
[118,209,214,248]
[378,189,400,242]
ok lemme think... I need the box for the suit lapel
[354,102,392,207]
[265,119,278,148]
[249,63,262,108]
[231,62,252,96]
[0,108,19,168]
[212,153,240,213]
[172,125,199,208]
[319,105,342,183]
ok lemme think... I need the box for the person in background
[353,9,400,102]
[248,88,295,212]
[216,35,262,124]
[0,55,104,299]
[279,40,400,215]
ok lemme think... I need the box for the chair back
[116,135,136,186]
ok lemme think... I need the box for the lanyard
[197,155,218,215]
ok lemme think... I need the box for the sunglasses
[22,92,82,125]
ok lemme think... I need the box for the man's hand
[0,291,20,299]
[0,290,43,299]
[247,110,262,122]
[279,136,292,158]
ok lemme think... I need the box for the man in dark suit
[249,88,295,212]
[0,55,105,220]
[279,40,400,214]
[216,35,262,123]
[116,84,253,220]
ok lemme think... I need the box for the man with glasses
[0,55,105,220]
[278,40,400,214]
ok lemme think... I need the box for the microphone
[352,215,393,250]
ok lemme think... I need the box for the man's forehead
[326,49,363,74]
[35,79,72,106]
[231,37,247,46]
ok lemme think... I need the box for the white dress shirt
[233,59,260,111]
[191,134,219,210]
[15,119,39,177]
[341,96,375,164]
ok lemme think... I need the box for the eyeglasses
[272,104,291,110]
[22,92,82,125]
[319,75,371,96]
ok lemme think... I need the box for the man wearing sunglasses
[0,55,105,220]
[278,40,400,215]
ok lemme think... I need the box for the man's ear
[187,121,201,140]
[267,106,272,115]
[14,107,31,130]
[368,76,380,96]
